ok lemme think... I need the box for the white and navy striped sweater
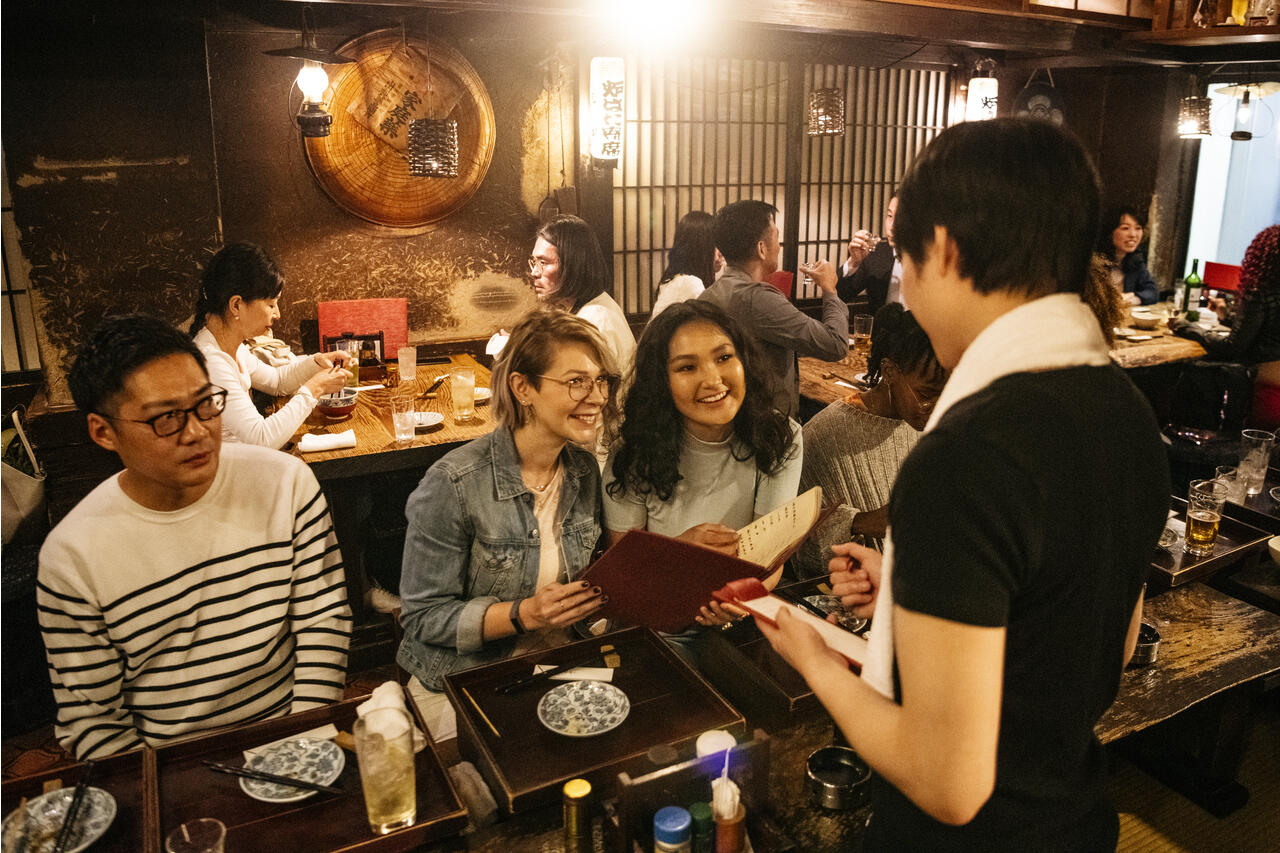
[36,444,352,759]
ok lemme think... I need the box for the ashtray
[805,745,871,811]
[1157,527,1179,550]
[1130,622,1160,668]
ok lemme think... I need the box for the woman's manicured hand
[304,366,351,398]
[758,607,847,680]
[695,599,739,628]
[828,541,881,619]
[315,349,356,369]
[523,579,605,629]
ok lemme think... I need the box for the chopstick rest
[532,664,615,683]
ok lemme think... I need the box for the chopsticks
[418,375,446,397]
[201,760,343,795]
[52,759,94,853]
[494,644,618,695]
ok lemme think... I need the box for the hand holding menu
[582,487,825,634]
[713,577,866,670]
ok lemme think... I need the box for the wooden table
[287,353,496,481]
[0,695,468,853]
[799,332,1208,410]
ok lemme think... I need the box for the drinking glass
[1215,465,1246,503]
[1185,479,1229,557]
[333,340,360,388]
[450,368,476,424]
[1238,428,1275,496]
[354,707,417,835]
[165,818,226,853]
[391,396,415,443]
[851,314,873,358]
[397,346,418,382]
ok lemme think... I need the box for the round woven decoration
[304,29,495,230]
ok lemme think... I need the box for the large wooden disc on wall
[304,29,496,231]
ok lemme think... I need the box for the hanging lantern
[1177,96,1212,139]
[408,118,459,178]
[807,88,845,136]
[589,56,625,161]
[965,59,999,122]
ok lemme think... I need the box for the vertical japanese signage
[589,56,625,161]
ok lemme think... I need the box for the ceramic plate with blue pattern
[239,738,345,803]
[537,680,630,737]
[1,786,116,853]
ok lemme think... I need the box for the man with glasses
[38,314,351,759]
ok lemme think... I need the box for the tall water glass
[1185,478,1229,557]
[354,707,417,835]
[333,340,360,388]
[397,346,417,382]
[391,396,415,443]
[1238,428,1275,496]
[450,368,475,424]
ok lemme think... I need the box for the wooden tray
[444,627,745,814]
[1,747,158,853]
[1149,497,1271,592]
[151,696,466,852]
[697,577,867,725]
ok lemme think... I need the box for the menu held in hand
[582,487,825,634]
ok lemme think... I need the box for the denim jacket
[396,426,603,690]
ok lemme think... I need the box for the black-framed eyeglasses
[98,388,228,437]
[537,374,619,402]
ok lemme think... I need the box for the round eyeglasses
[528,256,556,275]
[537,374,620,402]
[98,388,228,437]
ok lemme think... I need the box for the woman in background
[794,304,947,577]
[604,300,800,626]
[1097,205,1158,306]
[650,211,724,320]
[1172,225,1280,430]
[529,214,636,373]
[190,242,351,448]
[397,309,619,737]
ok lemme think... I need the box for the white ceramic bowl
[1268,535,1280,564]
[1130,310,1162,330]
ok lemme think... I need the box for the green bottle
[1184,259,1202,322]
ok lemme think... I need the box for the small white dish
[537,680,630,737]
[474,387,491,404]
[414,411,444,429]
[238,738,344,803]
[2,786,117,853]
[1268,535,1280,564]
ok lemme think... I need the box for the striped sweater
[37,444,352,759]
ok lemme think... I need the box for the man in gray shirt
[700,200,849,417]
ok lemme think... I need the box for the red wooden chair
[317,298,409,357]
[765,270,794,299]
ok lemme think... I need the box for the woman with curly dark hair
[1172,225,1280,429]
[604,300,801,626]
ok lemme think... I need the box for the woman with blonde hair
[398,308,621,736]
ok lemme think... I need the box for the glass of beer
[852,314,874,357]
[450,368,476,424]
[1185,478,1229,557]
[354,706,417,835]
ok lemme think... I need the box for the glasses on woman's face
[537,374,619,402]
[100,388,229,437]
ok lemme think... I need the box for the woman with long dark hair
[1172,225,1280,429]
[1096,204,1158,306]
[190,242,351,448]
[604,300,800,625]
[794,304,947,577]
[650,211,723,319]
[529,214,636,371]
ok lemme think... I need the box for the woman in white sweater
[649,211,723,320]
[604,300,801,627]
[529,215,636,374]
[190,243,351,448]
